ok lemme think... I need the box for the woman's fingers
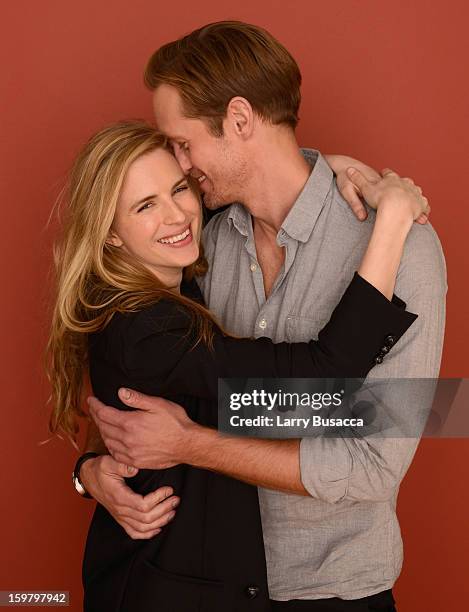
[415,213,428,225]
[342,183,368,220]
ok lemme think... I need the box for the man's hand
[88,389,198,470]
[79,454,180,539]
[88,390,308,495]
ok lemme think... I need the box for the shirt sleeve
[120,273,417,399]
[299,224,447,502]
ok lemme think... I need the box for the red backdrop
[1,1,468,610]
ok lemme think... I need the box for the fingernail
[172,499,180,508]
[127,465,137,475]
[347,167,356,176]
[168,512,176,520]
[120,388,131,400]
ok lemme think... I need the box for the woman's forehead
[120,149,185,202]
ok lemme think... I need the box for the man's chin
[201,192,228,211]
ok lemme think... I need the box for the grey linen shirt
[197,149,447,601]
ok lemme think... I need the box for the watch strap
[72,452,99,498]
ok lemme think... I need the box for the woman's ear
[106,230,124,248]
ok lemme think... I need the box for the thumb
[118,387,156,411]
[113,460,139,477]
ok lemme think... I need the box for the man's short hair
[144,20,302,136]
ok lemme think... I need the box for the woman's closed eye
[137,201,156,213]
[136,185,188,212]
[173,184,189,195]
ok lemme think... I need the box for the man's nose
[174,146,192,175]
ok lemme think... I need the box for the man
[79,21,446,611]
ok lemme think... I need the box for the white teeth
[197,175,206,183]
[158,228,190,244]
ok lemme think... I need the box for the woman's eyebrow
[172,177,187,189]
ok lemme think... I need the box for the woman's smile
[157,224,193,246]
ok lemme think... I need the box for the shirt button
[258,319,267,330]
[244,585,260,599]
[384,335,396,347]
[250,263,257,272]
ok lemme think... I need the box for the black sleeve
[120,273,417,400]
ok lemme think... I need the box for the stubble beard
[203,162,249,211]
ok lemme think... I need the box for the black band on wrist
[72,452,99,499]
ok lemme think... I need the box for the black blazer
[82,273,416,612]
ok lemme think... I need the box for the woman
[47,121,425,612]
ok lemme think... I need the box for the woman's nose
[163,199,186,225]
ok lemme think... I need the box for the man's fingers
[118,387,158,410]
[143,486,176,506]
[124,526,162,540]
[124,496,180,526]
[102,456,138,478]
[88,396,127,426]
[122,512,175,535]
[110,480,151,510]
[141,495,180,523]
[113,483,179,519]
[381,168,397,177]
[95,420,128,442]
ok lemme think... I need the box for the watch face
[72,473,86,496]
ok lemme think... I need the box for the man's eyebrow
[130,178,187,210]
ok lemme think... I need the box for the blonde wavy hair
[47,120,216,443]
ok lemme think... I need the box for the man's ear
[224,96,254,139]
[106,230,124,248]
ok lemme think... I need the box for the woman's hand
[325,154,430,225]
[79,455,180,539]
[346,167,430,223]
[324,154,381,220]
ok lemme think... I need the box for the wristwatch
[72,452,99,498]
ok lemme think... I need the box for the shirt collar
[226,149,334,243]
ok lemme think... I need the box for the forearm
[183,424,309,495]
[358,208,413,299]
